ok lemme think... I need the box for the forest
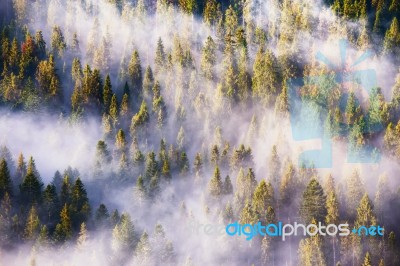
[1,0,400,265]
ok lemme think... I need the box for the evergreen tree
[252,48,281,106]
[70,178,90,227]
[136,231,152,265]
[96,140,112,165]
[200,36,216,80]
[143,65,154,99]
[239,200,257,225]
[24,205,40,241]
[128,50,143,98]
[300,179,327,224]
[355,193,377,227]
[103,74,113,114]
[268,145,281,189]
[109,94,119,123]
[76,222,88,251]
[15,153,27,188]
[252,180,275,223]
[236,168,257,200]
[346,170,365,218]
[20,157,43,204]
[130,100,150,135]
[145,152,158,181]
[223,175,233,195]
[112,213,136,252]
[51,26,66,57]
[383,18,400,54]
[210,145,220,166]
[54,204,72,243]
[155,37,166,74]
[43,184,59,224]
[95,203,110,227]
[237,47,251,103]
[208,166,223,198]
[0,159,12,199]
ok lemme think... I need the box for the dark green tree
[300,179,327,224]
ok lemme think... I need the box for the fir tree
[128,50,143,98]
[54,204,72,243]
[0,159,12,199]
[300,179,327,224]
[24,205,40,241]
[208,166,223,197]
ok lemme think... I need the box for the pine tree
[208,166,223,198]
[355,193,377,227]
[136,231,152,265]
[224,5,238,45]
[109,94,119,123]
[43,184,59,224]
[374,174,389,222]
[76,222,88,251]
[36,225,50,248]
[128,50,142,98]
[71,58,83,84]
[326,190,339,224]
[51,26,66,58]
[149,174,160,198]
[236,168,257,200]
[179,152,189,175]
[346,170,365,218]
[298,233,327,266]
[275,82,289,115]
[120,93,130,118]
[239,200,257,225]
[252,48,281,106]
[115,129,127,154]
[279,160,297,214]
[35,31,46,60]
[268,145,281,189]
[300,179,327,224]
[237,47,251,103]
[54,204,72,243]
[210,145,220,166]
[96,140,112,165]
[112,213,136,252]
[103,74,113,114]
[143,65,154,99]
[24,205,40,241]
[0,159,12,199]
[60,175,71,206]
[71,178,90,227]
[203,0,220,27]
[252,180,275,223]
[177,126,185,149]
[383,18,400,54]
[20,157,43,204]
[361,252,372,266]
[161,158,171,180]
[95,203,110,227]
[223,175,233,195]
[155,37,166,74]
[15,153,27,187]
[130,101,150,135]
[200,36,216,80]
[145,152,158,181]
[194,153,203,175]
